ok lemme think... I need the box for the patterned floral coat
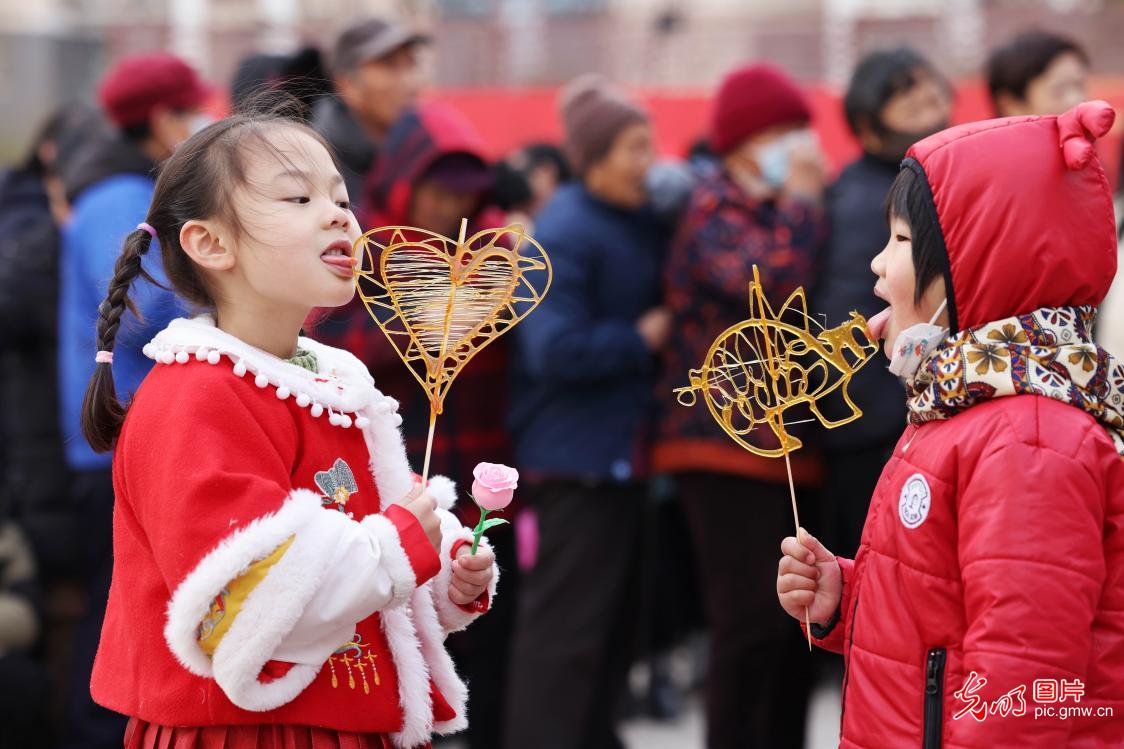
[654,170,827,484]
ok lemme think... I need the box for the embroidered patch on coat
[899,473,932,529]
[327,632,380,694]
[315,458,359,515]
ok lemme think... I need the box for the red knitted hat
[98,53,211,128]
[710,64,813,154]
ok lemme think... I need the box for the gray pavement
[621,681,842,749]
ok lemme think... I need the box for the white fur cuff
[165,489,355,711]
[431,517,499,635]
[361,513,419,608]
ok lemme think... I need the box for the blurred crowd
[0,17,1121,749]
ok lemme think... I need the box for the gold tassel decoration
[368,654,380,687]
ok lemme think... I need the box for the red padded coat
[809,103,1124,748]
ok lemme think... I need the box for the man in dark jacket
[814,48,950,559]
[312,17,429,203]
[505,76,668,749]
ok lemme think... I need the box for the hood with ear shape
[903,100,1117,332]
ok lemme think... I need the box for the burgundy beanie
[98,53,211,128]
[560,75,648,174]
[710,63,813,154]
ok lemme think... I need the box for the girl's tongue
[321,254,357,277]
[867,307,892,341]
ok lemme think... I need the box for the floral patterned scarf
[905,305,1124,456]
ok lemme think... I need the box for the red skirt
[123,718,430,749]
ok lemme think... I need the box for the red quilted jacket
[809,104,1124,747]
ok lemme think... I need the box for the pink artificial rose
[472,462,519,511]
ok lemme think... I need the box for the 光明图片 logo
[953,672,1115,721]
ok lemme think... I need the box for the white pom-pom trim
[143,339,382,431]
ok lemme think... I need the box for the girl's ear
[180,220,234,271]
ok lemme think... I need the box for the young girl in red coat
[778,100,1124,748]
[80,111,499,749]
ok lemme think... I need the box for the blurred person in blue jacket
[505,75,669,749]
[56,52,205,749]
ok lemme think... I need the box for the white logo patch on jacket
[899,473,932,529]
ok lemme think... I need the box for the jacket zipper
[838,589,862,731]
[923,647,947,749]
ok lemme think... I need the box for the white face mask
[754,138,791,189]
[752,129,813,189]
[888,299,949,380]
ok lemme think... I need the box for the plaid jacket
[310,104,511,520]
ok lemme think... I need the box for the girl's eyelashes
[895,234,910,243]
[282,196,349,209]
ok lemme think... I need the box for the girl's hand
[401,490,442,553]
[777,528,842,626]
[449,546,495,605]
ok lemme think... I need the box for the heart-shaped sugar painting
[354,224,551,414]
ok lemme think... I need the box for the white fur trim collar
[144,315,401,429]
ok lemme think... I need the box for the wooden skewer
[755,294,814,651]
[783,443,813,651]
[420,407,437,486]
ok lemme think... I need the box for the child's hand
[777,528,842,626]
[401,490,442,553]
[449,545,495,606]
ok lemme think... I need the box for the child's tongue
[867,307,892,341]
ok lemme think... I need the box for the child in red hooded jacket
[777,101,1124,748]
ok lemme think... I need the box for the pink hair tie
[95,351,114,365]
[136,222,157,238]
